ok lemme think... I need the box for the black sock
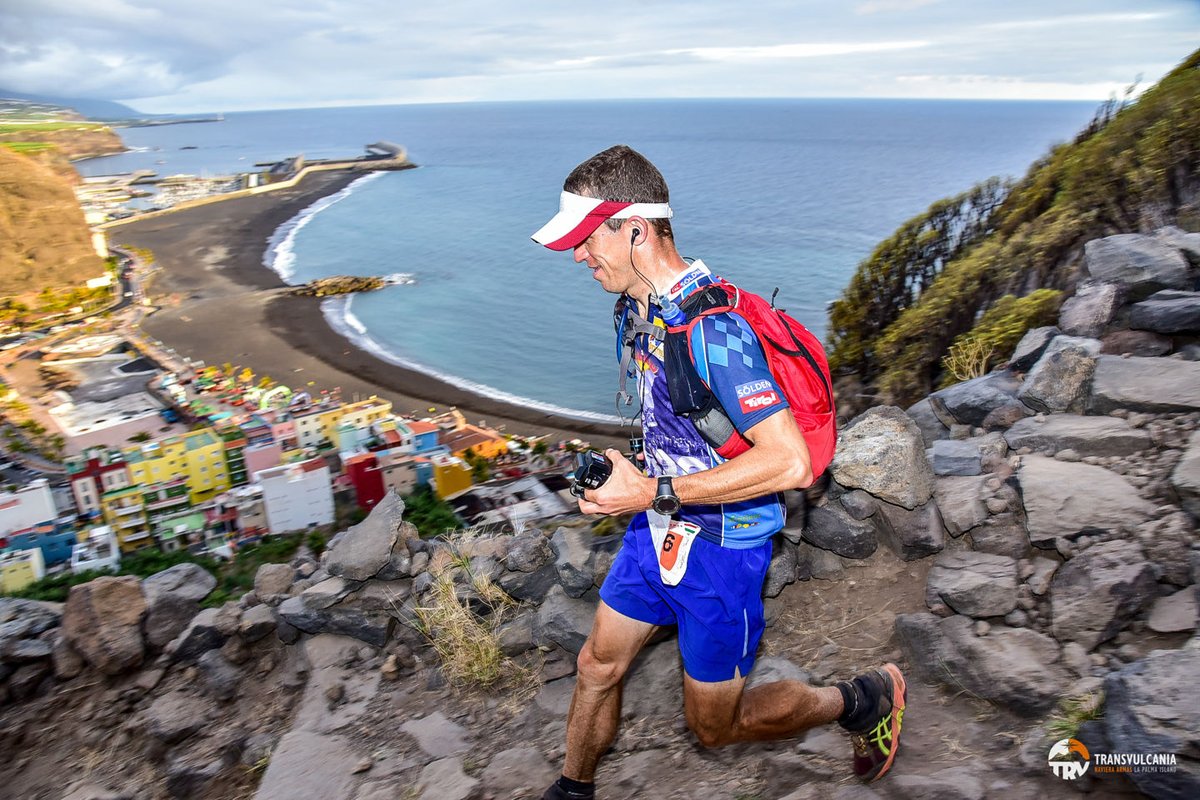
[556,776,595,799]
[837,674,882,730]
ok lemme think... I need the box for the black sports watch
[651,476,681,516]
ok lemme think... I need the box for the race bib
[648,514,701,586]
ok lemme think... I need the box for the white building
[255,458,334,535]
[0,479,58,536]
[71,525,121,574]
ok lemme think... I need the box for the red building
[342,452,385,511]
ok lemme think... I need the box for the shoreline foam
[267,171,628,425]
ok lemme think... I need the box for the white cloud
[855,0,940,15]
[983,12,1171,31]
[666,41,930,63]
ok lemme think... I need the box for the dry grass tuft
[1046,691,1104,741]
[411,531,536,696]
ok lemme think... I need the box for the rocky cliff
[0,125,125,165]
[0,146,106,298]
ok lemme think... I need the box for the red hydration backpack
[662,279,837,480]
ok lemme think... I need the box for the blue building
[3,517,78,567]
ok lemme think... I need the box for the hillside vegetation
[828,48,1200,408]
[0,146,106,297]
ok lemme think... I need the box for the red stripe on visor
[539,201,633,251]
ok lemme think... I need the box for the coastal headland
[109,169,630,449]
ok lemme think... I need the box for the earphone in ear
[630,228,641,242]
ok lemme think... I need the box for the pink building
[244,441,284,481]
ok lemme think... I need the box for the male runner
[531,145,905,800]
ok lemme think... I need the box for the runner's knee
[576,641,626,690]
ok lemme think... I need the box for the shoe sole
[871,662,907,783]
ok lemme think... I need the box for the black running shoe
[846,663,907,782]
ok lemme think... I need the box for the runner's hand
[577,448,654,516]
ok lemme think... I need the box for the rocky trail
[1,227,1199,799]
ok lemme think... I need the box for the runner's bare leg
[682,672,844,747]
[562,602,659,781]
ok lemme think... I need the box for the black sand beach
[109,170,630,449]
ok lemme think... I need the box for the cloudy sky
[1,0,1197,113]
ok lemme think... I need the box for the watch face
[653,494,681,515]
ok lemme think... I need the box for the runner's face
[573,223,634,295]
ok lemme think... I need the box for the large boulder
[894,613,1069,715]
[967,513,1032,560]
[1017,336,1101,414]
[142,563,217,604]
[1104,643,1200,799]
[552,526,596,598]
[925,551,1019,618]
[0,598,61,661]
[830,406,935,509]
[801,505,878,559]
[1172,430,1200,519]
[535,585,595,654]
[904,398,949,447]
[142,563,218,649]
[1156,224,1200,262]
[929,440,981,477]
[1059,282,1125,338]
[1083,233,1191,299]
[62,577,147,675]
[1003,414,1152,458]
[1050,540,1157,650]
[874,499,945,561]
[275,596,394,648]
[933,476,989,538]
[1100,329,1173,357]
[165,607,227,661]
[928,371,1023,428]
[1130,290,1200,335]
[1008,326,1059,372]
[505,530,555,572]
[1089,355,1200,414]
[1016,456,1155,546]
[323,491,407,581]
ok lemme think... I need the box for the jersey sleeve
[690,312,789,434]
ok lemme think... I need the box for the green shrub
[937,289,1064,387]
[828,48,1200,407]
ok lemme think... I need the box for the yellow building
[99,485,152,553]
[0,548,46,593]
[337,396,393,433]
[123,429,230,504]
[183,428,231,502]
[430,454,473,499]
[317,406,349,449]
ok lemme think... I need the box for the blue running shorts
[599,513,772,683]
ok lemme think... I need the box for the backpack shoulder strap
[613,295,664,425]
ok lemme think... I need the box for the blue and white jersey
[625,260,789,549]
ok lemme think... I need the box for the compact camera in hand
[570,450,613,499]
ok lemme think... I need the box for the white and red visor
[531,191,673,251]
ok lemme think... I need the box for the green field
[0,121,107,134]
[0,141,56,154]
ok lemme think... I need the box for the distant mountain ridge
[0,89,142,121]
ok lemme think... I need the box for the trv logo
[1048,738,1091,780]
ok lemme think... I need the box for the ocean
[81,100,1098,420]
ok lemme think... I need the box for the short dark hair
[563,145,674,241]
